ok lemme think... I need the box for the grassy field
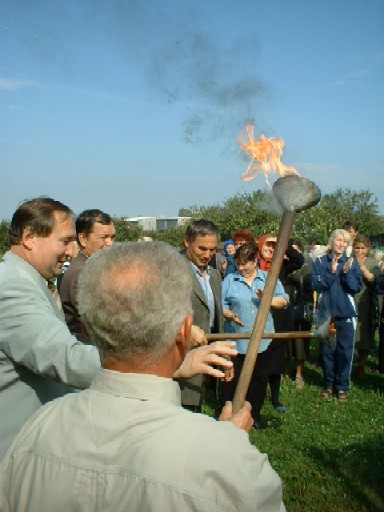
[203,347,384,512]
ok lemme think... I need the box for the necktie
[47,279,64,315]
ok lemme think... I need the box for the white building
[126,216,191,232]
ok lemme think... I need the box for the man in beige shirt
[0,242,285,512]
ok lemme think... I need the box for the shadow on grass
[350,366,384,394]
[308,436,384,512]
[304,365,324,388]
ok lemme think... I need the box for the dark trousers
[378,296,384,373]
[322,317,356,391]
[378,315,384,373]
[220,349,272,422]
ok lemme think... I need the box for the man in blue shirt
[180,219,224,411]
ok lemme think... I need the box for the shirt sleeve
[283,245,305,275]
[0,276,100,389]
[274,278,290,302]
[339,260,363,296]
[311,256,335,292]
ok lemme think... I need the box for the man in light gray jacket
[0,197,100,460]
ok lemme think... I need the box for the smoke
[149,31,263,104]
[146,29,265,144]
[76,2,267,145]
[3,1,267,145]
[255,190,282,215]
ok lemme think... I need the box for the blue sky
[1,0,383,220]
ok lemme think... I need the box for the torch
[231,126,321,413]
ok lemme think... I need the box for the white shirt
[0,369,285,512]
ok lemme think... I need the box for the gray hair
[184,219,220,242]
[328,229,351,248]
[78,242,193,364]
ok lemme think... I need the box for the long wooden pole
[232,208,296,413]
[206,331,314,341]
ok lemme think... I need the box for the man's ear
[21,228,35,250]
[77,233,87,249]
[175,314,193,358]
[183,236,190,249]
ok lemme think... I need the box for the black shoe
[273,402,287,413]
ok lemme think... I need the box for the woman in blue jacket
[221,241,288,429]
[312,229,362,401]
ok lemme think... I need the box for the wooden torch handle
[206,331,314,341]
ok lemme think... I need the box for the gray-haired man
[0,242,285,512]
[180,219,224,411]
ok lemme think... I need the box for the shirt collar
[189,260,210,277]
[90,369,181,406]
[233,269,263,283]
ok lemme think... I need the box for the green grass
[203,349,384,512]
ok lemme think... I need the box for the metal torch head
[272,175,321,212]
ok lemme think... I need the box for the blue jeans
[322,317,356,391]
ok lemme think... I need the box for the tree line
[1,188,383,256]
[179,188,384,246]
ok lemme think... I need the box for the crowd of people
[0,196,383,510]
[218,221,384,406]
[211,219,383,414]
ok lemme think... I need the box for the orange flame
[238,123,299,185]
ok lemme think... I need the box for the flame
[238,123,299,185]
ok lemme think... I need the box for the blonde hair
[327,229,350,250]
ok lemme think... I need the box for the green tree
[294,189,384,244]
[178,208,193,217]
[1,188,382,256]
[145,226,186,249]
[112,217,143,242]
[112,219,186,248]
[0,220,10,257]
[185,190,282,240]
[179,188,383,246]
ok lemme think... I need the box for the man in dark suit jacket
[179,219,224,411]
[60,209,116,342]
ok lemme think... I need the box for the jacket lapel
[192,274,208,306]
